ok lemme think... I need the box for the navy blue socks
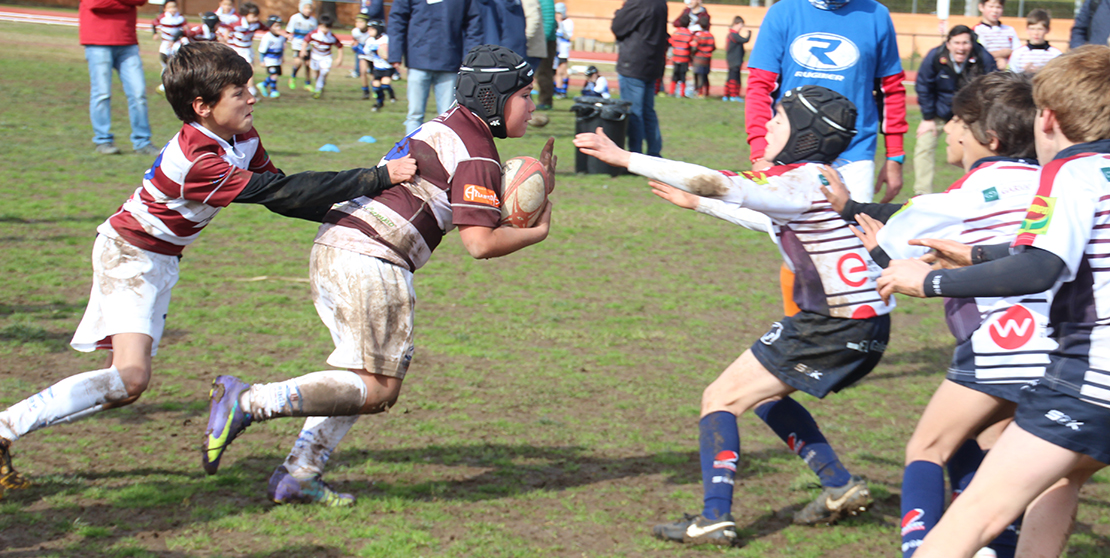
[699,411,740,521]
[901,460,944,557]
[754,397,851,488]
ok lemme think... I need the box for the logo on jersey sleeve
[1017,195,1055,235]
[982,186,999,202]
[463,184,500,207]
[789,33,859,73]
[988,304,1035,350]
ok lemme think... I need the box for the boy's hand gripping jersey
[1013,144,1110,407]
[879,158,1054,382]
[628,154,894,319]
[315,105,504,272]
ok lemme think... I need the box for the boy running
[258,15,287,98]
[200,45,556,506]
[152,0,186,88]
[301,15,342,98]
[286,1,317,91]
[878,45,1110,558]
[0,42,414,497]
[574,85,892,545]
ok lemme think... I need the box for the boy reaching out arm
[576,85,895,544]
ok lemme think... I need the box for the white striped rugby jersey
[228,16,262,49]
[1014,144,1110,407]
[687,162,895,319]
[879,157,1054,383]
[153,12,186,43]
[315,105,503,272]
[100,123,277,256]
[974,22,1020,54]
[307,29,341,60]
[1009,43,1062,74]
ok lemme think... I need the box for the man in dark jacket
[611,0,669,156]
[388,0,483,134]
[1070,0,1110,47]
[80,0,156,156]
[477,0,527,58]
[912,25,997,194]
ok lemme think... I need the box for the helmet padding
[774,85,858,165]
[456,45,534,139]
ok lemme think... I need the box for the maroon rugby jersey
[315,105,503,271]
[101,123,278,256]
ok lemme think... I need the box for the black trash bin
[570,97,631,176]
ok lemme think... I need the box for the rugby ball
[500,156,549,228]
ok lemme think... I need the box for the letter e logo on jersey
[989,304,1035,350]
[789,33,860,72]
[1018,195,1055,235]
[837,252,868,288]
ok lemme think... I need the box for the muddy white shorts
[71,234,179,356]
[309,55,333,74]
[310,243,415,379]
[231,45,254,65]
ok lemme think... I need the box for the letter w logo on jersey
[463,184,500,207]
[1017,195,1055,235]
[789,33,860,72]
[989,304,1035,350]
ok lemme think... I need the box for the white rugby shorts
[310,243,415,379]
[231,45,254,64]
[71,234,179,356]
[309,55,333,74]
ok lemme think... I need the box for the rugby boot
[652,513,737,546]
[0,438,30,490]
[288,77,296,90]
[793,475,871,525]
[202,375,253,475]
[267,465,355,507]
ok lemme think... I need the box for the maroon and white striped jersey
[153,12,186,43]
[307,29,341,60]
[187,23,219,42]
[100,123,278,256]
[228,16,262,49]
[626,156,894,319]
[315,105,502,272]
[878,158,1053,383]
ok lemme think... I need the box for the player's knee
[904,433,948,465]
[116,363,151,397]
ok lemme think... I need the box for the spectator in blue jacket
[388,0,483,134]
[477,0,527,58]
[912,25,997,194]
[1070,0,1110,47]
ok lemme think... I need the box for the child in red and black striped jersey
[668,23,694,97]
[691,21,715,98]
[0,42,414,495]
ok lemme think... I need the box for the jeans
[85,44,152,150]
[404,68,457,135]
[618,75,662,157]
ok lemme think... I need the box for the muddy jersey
[879,157,1053,383]
[629,157,894,319]
[286,13,317,51]
[228,16,261,49]
[1013,141,1110,407]
[153,12,187,54]
[101,123,278,256]
[307,29,341,60]
[315,105,502,272]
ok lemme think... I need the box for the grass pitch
[1,17,1109,558]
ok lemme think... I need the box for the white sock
[283,415,359,478]
[0,367,127,441]
[240,370,367,421]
